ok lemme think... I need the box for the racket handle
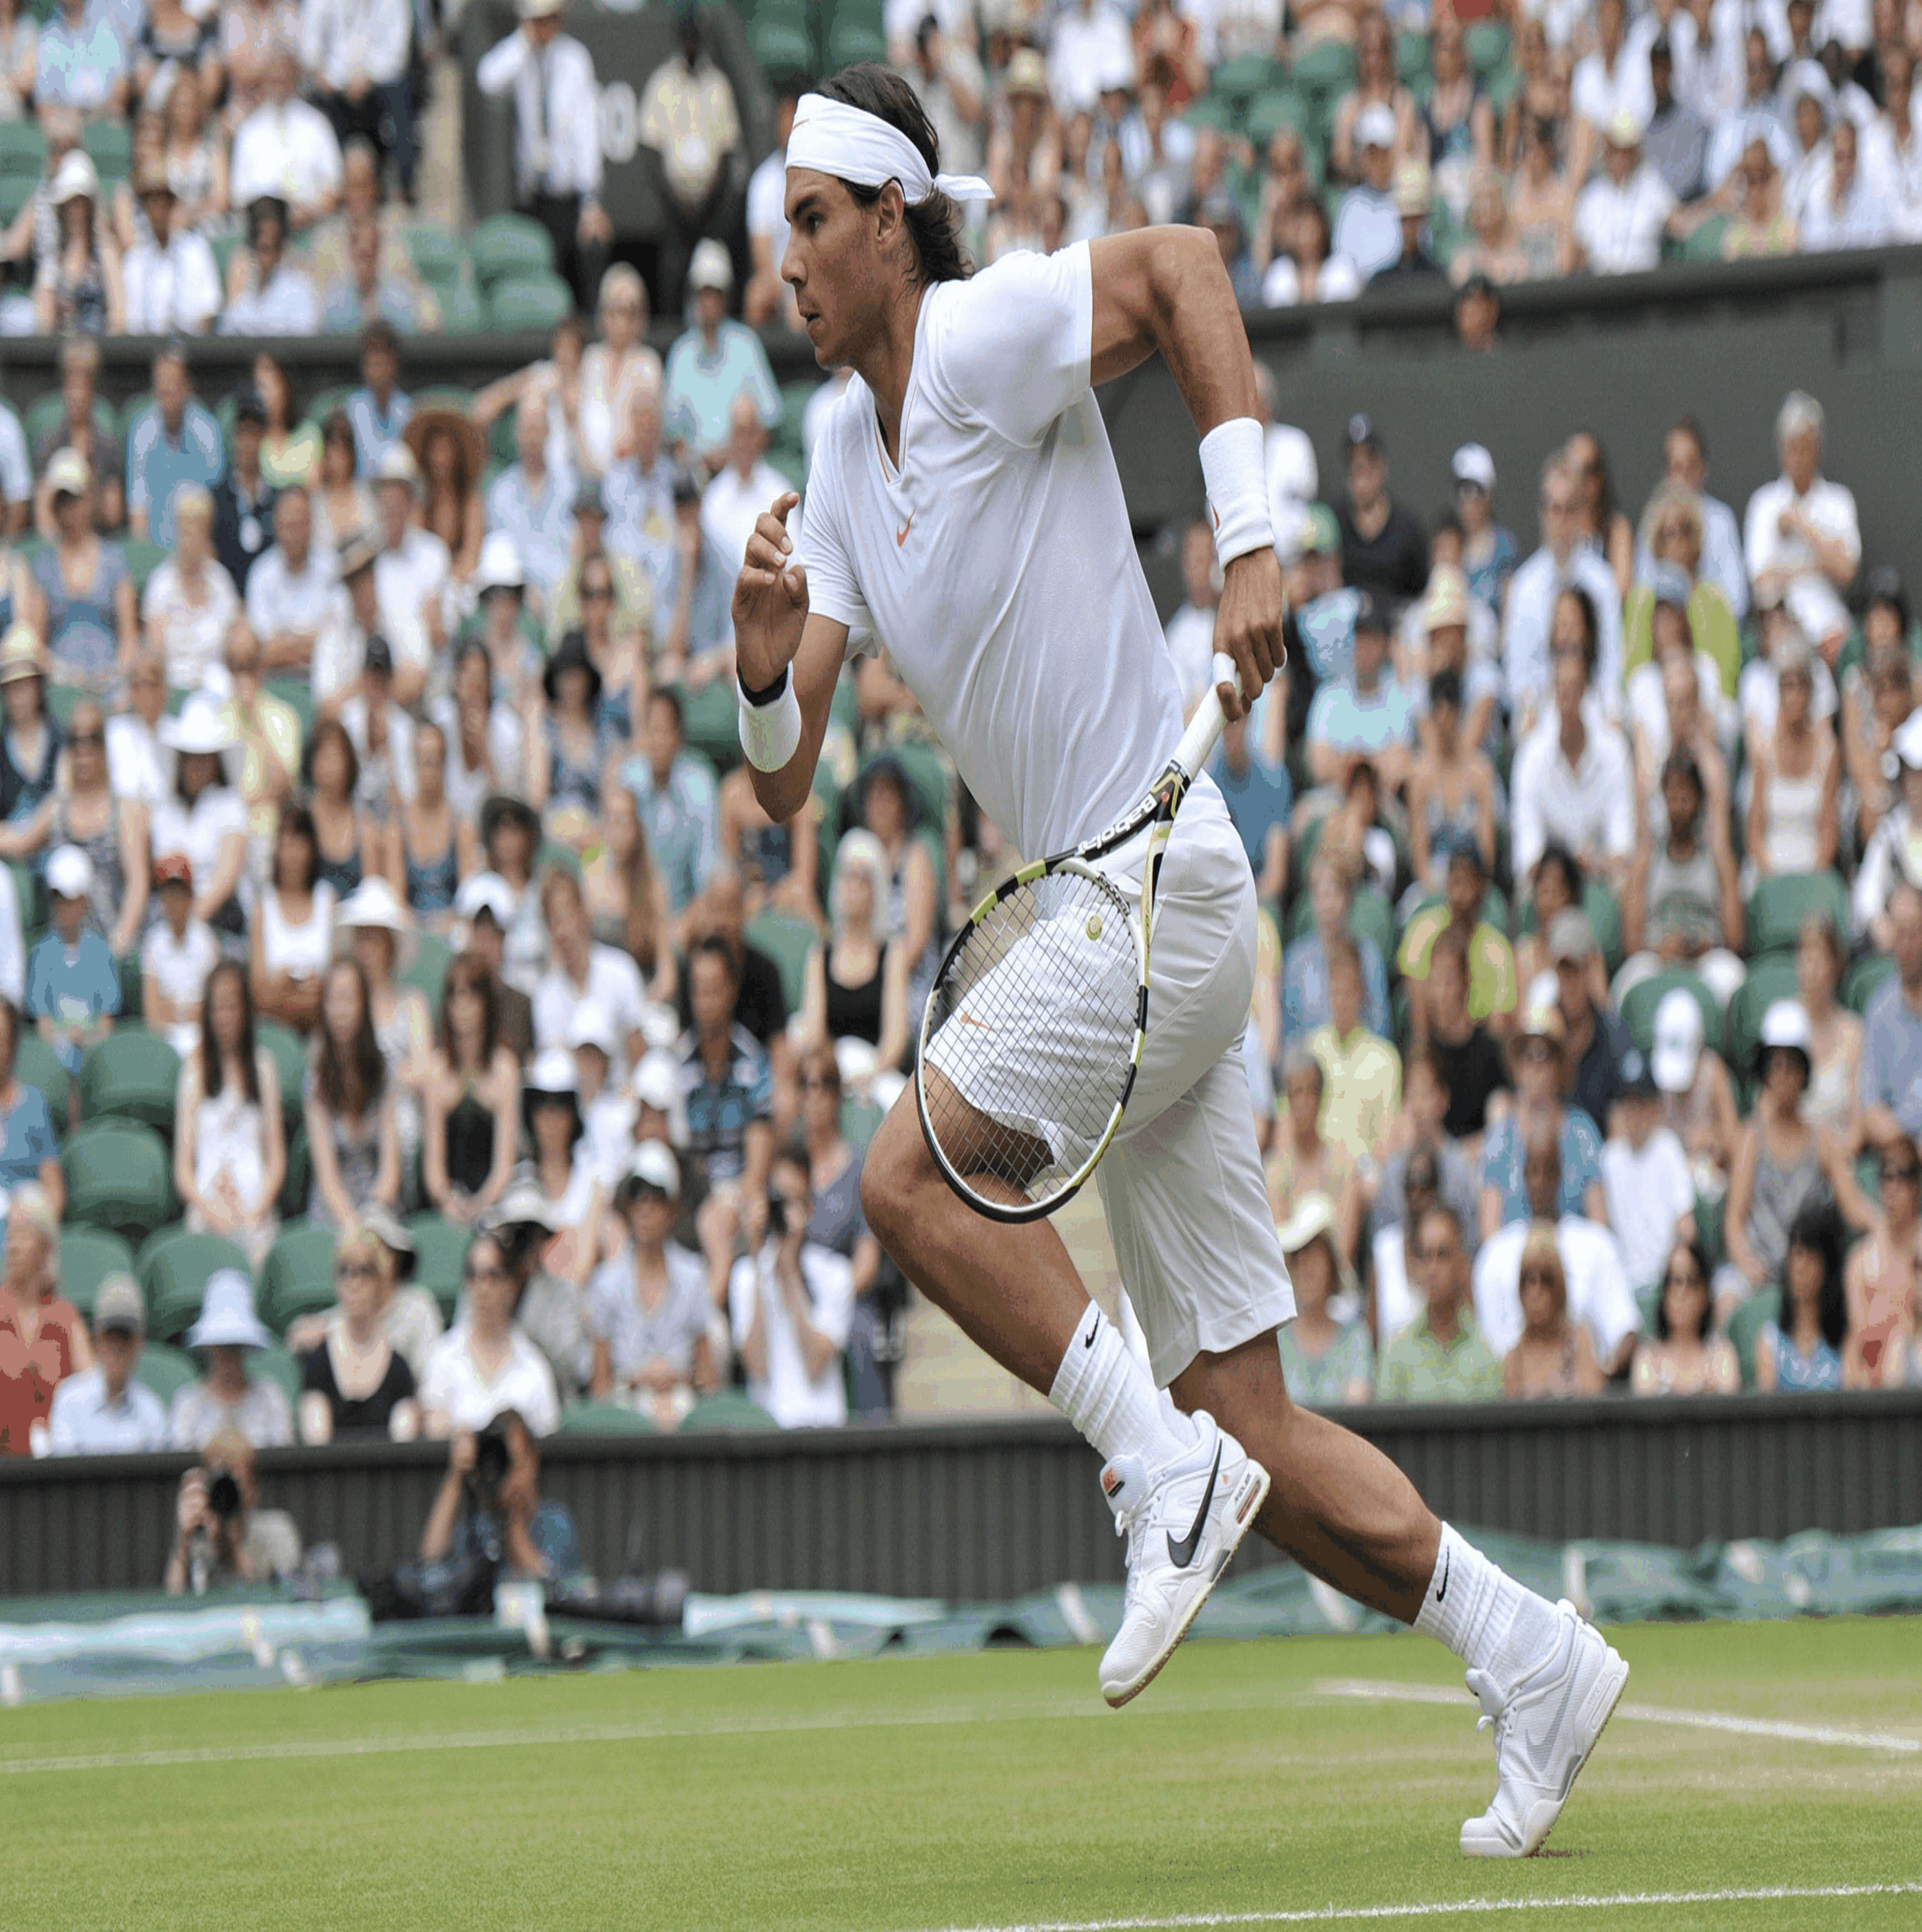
[1172,657,1245,778]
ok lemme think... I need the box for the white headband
[787,93,994,206]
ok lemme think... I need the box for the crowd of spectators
[2,4,1921,1482]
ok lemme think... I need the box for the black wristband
[740,664,790,707]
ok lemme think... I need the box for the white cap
[1355,102,1397,150]
[455,870,516,925]
[527,1046,579,1098]
[1452,443,1496,493]
[1267,424,1318,509]
[185,1269,273,1350]
[566,1000,617,1055]
[623,1139,680,1200]
[375,443,420,489]
[475,530,525,595]
[45,843,94,901]
[632,1048,680,1114]
[1650,988,1704,1093]
[1760,999,1812,1057]
[52,150,99,206]
[688,238,733,293]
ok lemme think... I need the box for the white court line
[1316,1678,1922,1757]
[900,1883,1922,1932]
[0,1683,1311,1777]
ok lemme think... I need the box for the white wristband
[1199,416,1273,571]
[737,668,804,773]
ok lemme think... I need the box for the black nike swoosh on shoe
[1165,1446,1221,1568]
[1436,1547,1452,1604]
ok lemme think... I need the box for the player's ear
[874,180,909,259]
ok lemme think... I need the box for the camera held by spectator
[164,1429,302,1597]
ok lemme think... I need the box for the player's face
[783,170,890,369]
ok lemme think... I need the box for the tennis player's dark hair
[819,64,972,286]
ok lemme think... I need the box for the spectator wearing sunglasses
[295,1223,420,1443]
[1630,1238,1739,1397]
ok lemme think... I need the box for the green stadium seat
[118,390,155,445]
[468,212,555,288]
[0,119,45,176]
[1843,951,1895,1016]
[126,539,170,595]
[412,384,475,415]
[0,174,32,222]
[23,388,68,454]
[140,1228,254,1342]
[399,219,465,288]
[79,1027,182,1135]
[254,1019,308,1129]
[1682,215,1729,261]
[260,1226,339,1333]
[62,1119,174,1246]
[9,857,39,939]
[487,272,574,332]
[404,1215,472,1317]
[1726,1285,1781,1390]
[679,678,741,772]
[59,1226,137,1318]
[279,1124,311,1220]
[134,1340,197,1407]
[559,1399,657,1435]
[825,0,886,68]
[305,384,356,430]
[1211,53,1284,105]
[746,909,817,1015]
[1722,956,1801,1074]
[1245,88,1309,146]
[1620,969,1720,1057]
[1465,21,1512,81]
[1694,1185,1726,1270]
[840,1094,884,1151]
[680,1390,780,1431]
[750,13,814,77]
[401,931,455,1015]
[1745,871,1849,962]
[1397,29,1431,85]
[439,277,489,334]
[80,118,132,183]
[1181,94,1238,134]
[15,1029,71,1133]
[255,1339,303,1407]
[1290,39,1357,95]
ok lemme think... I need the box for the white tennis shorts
[928,786,1296,1388]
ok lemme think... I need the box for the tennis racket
[916,673,1243,1223]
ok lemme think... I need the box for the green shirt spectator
[1376,1305,1503,1402]
[1399,902,1518,1024]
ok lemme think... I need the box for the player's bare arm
[1088,226,1286,719]
[731,491,846,822]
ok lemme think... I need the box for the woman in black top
[797,828,909,1071]
[295,1225,419,1441]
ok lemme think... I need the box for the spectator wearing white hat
[336,875,431,1165]
[1574,110,1679,273]
[568,1000,636,1191]
[422,948,522,1226]
[1372,160,1444,282]
[26,842,118,1076]
[1276,1194,1374,1406]
[1450,443,1516,616]
[588,1141,714,1427]
[142,850,219,1059]
[155,697,248,940]
[454,871,536,1059]
[661,238,780,470]
[168,1269,294,1451]
[309,530,382,716]
[0,625,61,832]
[517,1048,607,1296]
[45,1273,167,1455]
[33,149,121,335]
[1647,983,1739,1187]
[1332,102,1403,282]
[1849,708,1922,946]
[1716,998,1873,1321]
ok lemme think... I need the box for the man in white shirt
[744,86,799,330]
[1742,389,1860,639]
[120,167,221,335]
[1511,646,1637,884]
[0,395,31,536]
[477,0,611,307]
[1572,0,1656,165]
[1049,0,1133,116]
[1473,1116,1643,1375]
[531,866,647,1066]
[218,194,319,335]
[1573,111,1677,273]
[727,1146,855,1428]
[1503,456,1624,728]
[44,1275,169,1455]
[247,485,337,678]
[701,393,799,585]
[371,443,445,693]
[1332,103,1402,282]
[229,42,344,233]
[1601,1053,1698,1292]
[312,529,382,713]
[301,0,416,197]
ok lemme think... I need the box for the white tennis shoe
[1097,1410,1270,1708]
[1459,1599,1629,1857]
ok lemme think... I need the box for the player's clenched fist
[732,491,810,691]
[1211,547,1287,721]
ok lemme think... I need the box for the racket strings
[923,867,1141,1209]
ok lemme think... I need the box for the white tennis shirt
[803,242,1217,861]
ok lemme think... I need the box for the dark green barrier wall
[5,1392,1918,1600]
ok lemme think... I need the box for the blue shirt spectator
[1295,585,1360,684]
[26,926,120,1073]
[0,1074,58,1193]
[35,2,127,116]
[485,458,574,606]
[450,1498,581,1577]
[678,1021,771,1186]
[663,318,779,463]
[1211,730,1291,895]
[1463,526,1518,614]
[347,383,411,477]
[1282,931,1390,1046]
[620,694,718,915]
[1863,974,1922,1139]
[1479,1107,1605,1225]
[47,1363,169,1454]
[1305,671,1416,767]
[127,395,224,549]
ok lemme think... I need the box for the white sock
[1414,1522,1562,1685]
[1049,1307,1193,1469]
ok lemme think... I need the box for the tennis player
[730,66,1626,1857]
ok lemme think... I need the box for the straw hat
[402,404,487,486]
[334,875,420,971]
[0,623,47,685]
[160,694,240,785]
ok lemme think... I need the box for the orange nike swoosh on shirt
[896,513,915,547]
